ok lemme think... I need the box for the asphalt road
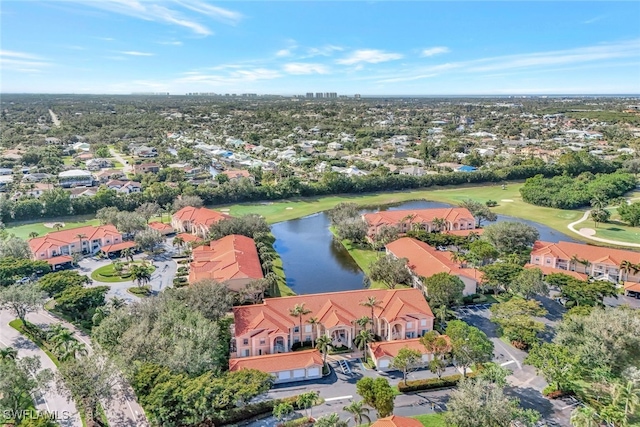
[0,309,82,427]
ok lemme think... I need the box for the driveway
[0,309,82,427]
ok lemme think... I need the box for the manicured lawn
[6,215,101,240]
[412,413,446,427]
[91,262,156,283]
[272,255,295,297]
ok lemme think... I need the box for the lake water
[271,200,578,295]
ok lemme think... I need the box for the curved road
[0,310,82,427]
[109,147,133,174]
[568,210,640,248]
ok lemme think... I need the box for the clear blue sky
[2,1,639,95]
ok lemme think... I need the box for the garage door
[307,367,320,377]
[293,369,306,378]
[278,371,291,380]
[379,359,389,368]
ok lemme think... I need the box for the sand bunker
[285,207,294,210]
[43,222,65,228]
[501,199,514,202]
[579,228,596,236]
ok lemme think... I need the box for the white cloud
[0,50,42,60]
[283,63,329,75]
[72,0,242,36]
[337,49,403,65]
[306,45,344,57]
[377,74,437,84]
[158,41,183,46]
[0,50,51,72]
[276,49,293,57]
[120,51,155,56]
[176,68,282,85]
[421,46,450,57]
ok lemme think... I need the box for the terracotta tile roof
[386,237,483,282]
[444,228,484,237]
[221,169,251,179]
[29,225,122,255]
[531,241,640,266]
[233,288,433,337]
[363,207,475,227]
[148,222,173,232]
[624,282,640,293]
[45,255,73,265]
[101,241,136,253]
[369,337,450,359]
[228,349,323,373]
[371,416,423,427]
[189,234,263,283]
[172,206,231,228]
[176,233,202,243]
[524,264,588,281]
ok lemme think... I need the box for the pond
[271,200,579,296]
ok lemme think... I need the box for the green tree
[482,221,539,253]
[490,298,547,348]
[613,379,640,417]
[0,236,31,259]
[0,346,18,361]
[360,296,382,335]
[590,208,611,228]
[392,347,422,385]
[460,199,498,227]
[509,268,548,299]
[421,331,450,379]
[289,303,312,345]
[296,391,320,419]
[525,343,577,392]
[618,201,640,227]
[423,272,465,308]
[0,283,46,324]
[368,254,411,289]
[134,228,164,252]
[135,202,161,223]
[480,263,524,293]
[355,377,395,418]
[38,270,90,298]
[445,320,494,376]
[570,406,599,427]
[209,214,270,240]
[478,362,510,387]
[273,402,294,422]
[354,329,374,363]
[55,285,109,321]
[316,335,332,368]
[315,413,349,427]
[343,400,371,426]
[0,356,53,424]
[467,240,499,265]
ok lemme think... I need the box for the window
[242,349,250,357]
[243,339,249,346]
[293,337,300,343]
[420,319,427,326]
[293,326,299,333]
[407,322,413,329]
[259,339,265,345]
[305,336,311,342]
[305,325,312,332]
[535,257,540,262]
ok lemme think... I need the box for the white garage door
[278,371,291,380]
[421,354,430,362]
[293,369,306,378]
[307,367,320,377]
[379,359,390,368]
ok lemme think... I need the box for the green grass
[91,262,156,283]
[6,215,101,240]
[271,255,295,297]
[127,285,152,296]
[412,413,446,427]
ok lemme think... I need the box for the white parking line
[500,360,516,367]
[324,395,353,402]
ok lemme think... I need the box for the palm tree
[355,315,370,331]
[315,413,349,427]
[354,329,374,363]
[360,296,381,335]
[172,236,184,254]
[28,231,39,239]
[121,248,134,263]
[343,400,371,426]
[316,335,332,368]
[76,233,87,254]
[570,406,599,427]
[0,346,18,361]
[450,251,464,267]
[296,391,320,419]
[110,297,125,309]
[59,340,88,362]
[52,223,64,232]
[50,328,76,359]
[431,217,446,233]
[130,264,152,287]
[434,305,454,330]
[613,380,640,416]
[289,303,312,345]
[619,260,634,282]
[307,317,320,347]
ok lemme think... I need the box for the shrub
[291,341,313,351]
[472,294,488,303]
[129,285,151,296]
[486,200,498,207]
[281,418,314,427]
[209,395,305,426]
[397,372,478,393]
[177,266,188,274]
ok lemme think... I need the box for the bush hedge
[209,395,303,426]
[397,372,477,393]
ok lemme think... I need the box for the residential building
[148,222,174,236]
[232,288,434,358]
[398,166,426,177]
[85,158,113,171]
[11,182,52,200]
[188,234,264,290]
[368,337,450,371]
[528,240,640,284]
[68,187,96,198]
[58,169,93,188]
[133,163,160,174]
[95,169,125,183]
[386,238,480,296]
[29,225,124,261]
[229,350,323,384]
[363,207,476,239]
[171,206,231,238]
[105,180,142,193]
[220,169,252,181]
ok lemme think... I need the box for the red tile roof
[173,206,231,228]
[176,233,202,243]
[364,207,475,227]
[531,241,640,266]
[189,234,263,283]
[229,349,323,373]
[221,169,251,179]
[524,264,588,281]
[371,416,423,427]
[386,237,483,282]
[101,241,136,253]
[233,288,433,337]
[148,222,174,232]
[369,337,450,359]
[624,282,640,293]
[29,225,122,255]
[45,255,73,266]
